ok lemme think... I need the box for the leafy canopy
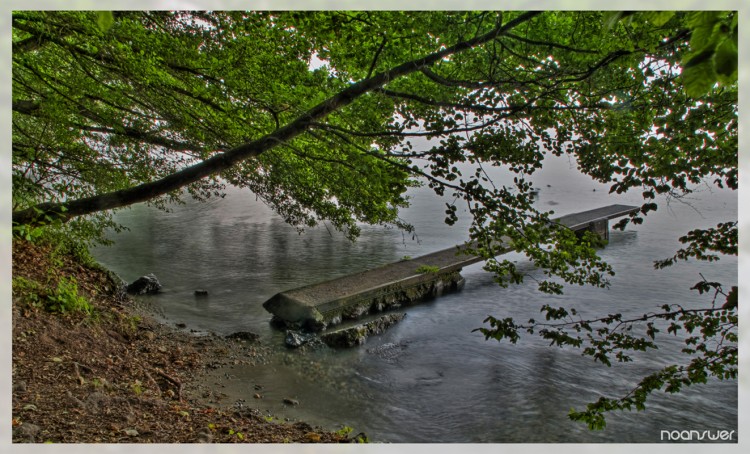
[12,10,737,429]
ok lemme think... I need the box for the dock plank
[263,204,639,330]
[553,204,641,230]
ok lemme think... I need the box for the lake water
[91,154,738,443]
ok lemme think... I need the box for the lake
[92,154,738,443]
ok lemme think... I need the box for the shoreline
[11,238,365,443]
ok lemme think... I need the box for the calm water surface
[92,155,738,443]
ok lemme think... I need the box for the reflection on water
[92,156,737,442]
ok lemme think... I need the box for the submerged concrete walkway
[263,204,639,331]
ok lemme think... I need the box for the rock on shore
[126,273,162,295]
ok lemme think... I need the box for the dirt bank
[11,239,361,443]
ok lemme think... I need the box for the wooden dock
[263,204,639,331]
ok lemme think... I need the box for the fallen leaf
[306,432,321,442]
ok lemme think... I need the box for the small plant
[228,429,245,440]
[131,380,144,396]
[47,276,92,315]
[400,255,412,261]
[354,434,369,443]
[415,265,440,274]
[121,315,142,334]
[13,276,93,316]
[12,277,43,308]
[12,223,45,242]
[336,426,353,437]
[11,206,68,243]
[336,426,369,443]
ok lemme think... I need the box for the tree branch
[12,11,543,226]
[503,32,599,54]
[366,35,388,79]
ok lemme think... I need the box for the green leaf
[641,11,675,26]
[687,12,720,51]
[687,11,720,28]
[723,286,737,310]
[602,12,625,30]
[682,48,717,97]
[96,11,114,33]
[713,38,738,83]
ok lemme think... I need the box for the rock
[196,427,213,443]
[194,289,209,296]
[13,380,27,393]
[294,422,313,432]
[106,329,128,342]
[103,270,129,298]
[284,330,317,348]
[126,273,162,295]
[67,390,85,408]
[321,313,406,348]
[225,331,260,342]
[120,410,137,424]
[123,428,139,437]
[13,422,40,442]
[283,398,299,406]
[84,392,110,414]
[176,323,187,329]
[323,326,368,348]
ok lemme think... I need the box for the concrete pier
[263,204,639,331]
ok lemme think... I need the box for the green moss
[415,265,440,274]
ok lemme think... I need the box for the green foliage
[12,206,67,242]
[13,275,92,315]
[415,265,440,274]
[336,426,368,443]
[46,276,92,315]
[605,11,737,97]
[12,223,45,242]
[12,277,44,307]
[131,380,144,396]
[12,10,736,257]
[681,12,738,97]
[11,10,737,430]
[477,278,737,429]
[654,222,737,268]
[96,11,114,32]
[354,434,369,443]
[120,315,142,335]
[335,426,353,437]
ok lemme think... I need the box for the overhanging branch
[12,11,543,226]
